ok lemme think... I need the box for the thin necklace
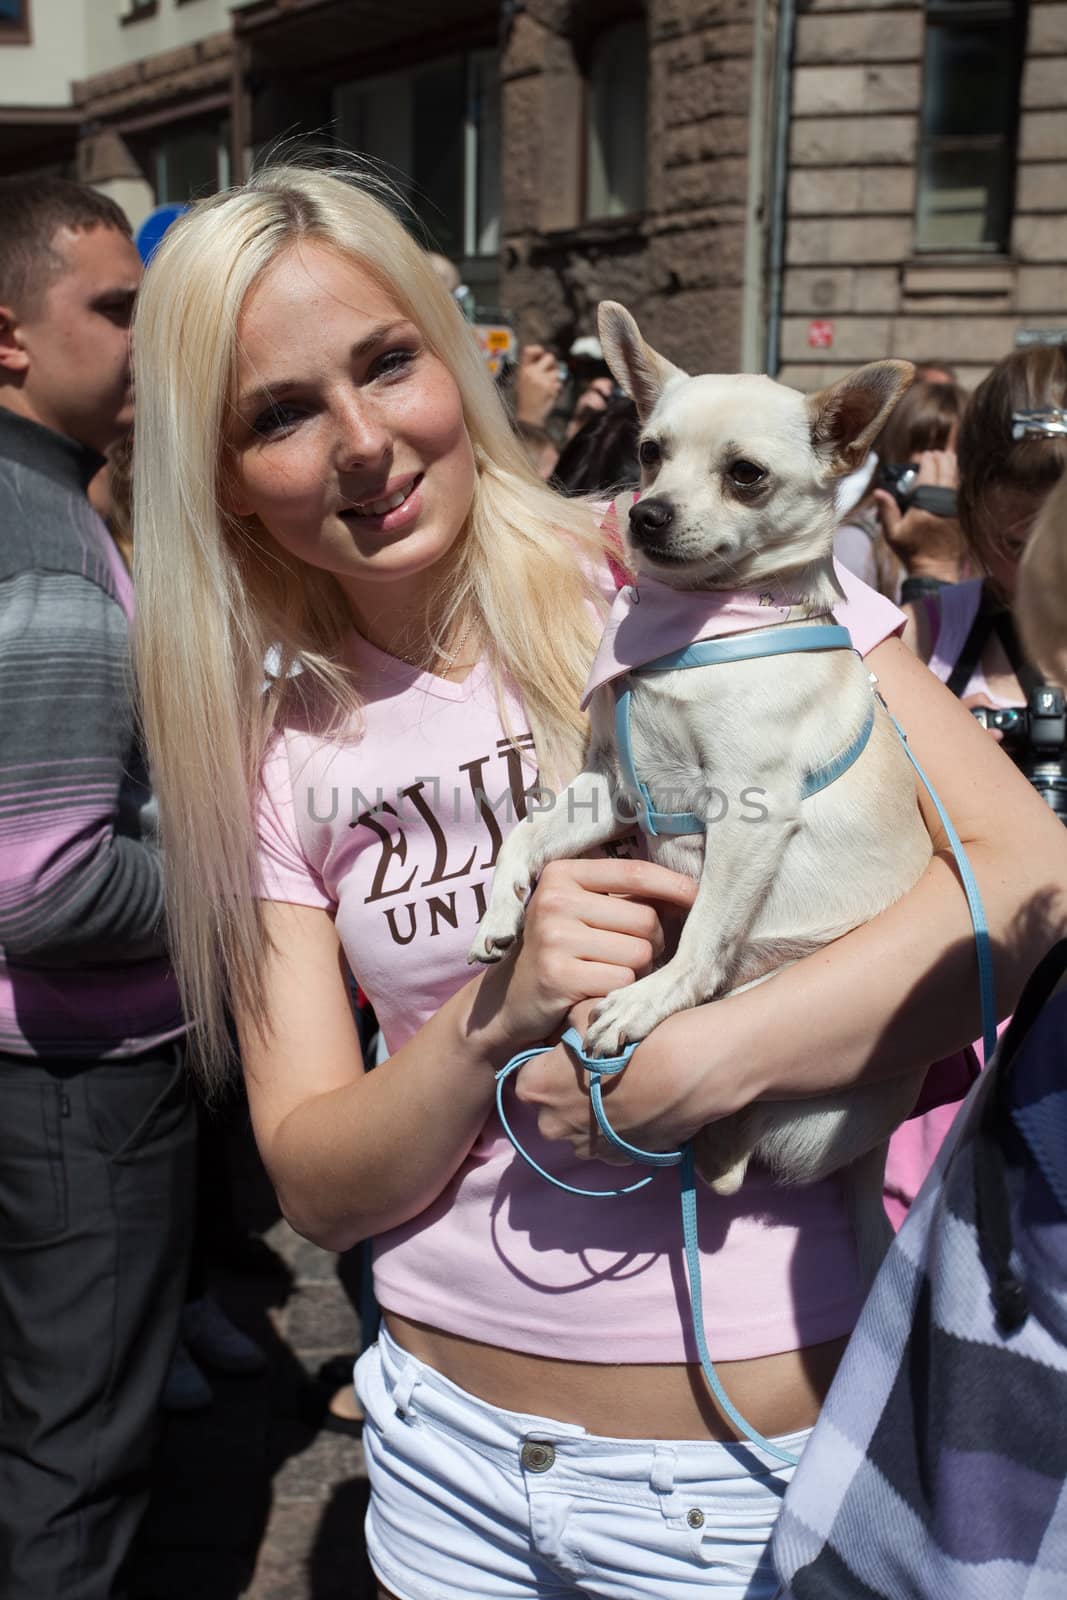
[388,615,478,673]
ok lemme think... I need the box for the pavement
[130,1115,378,1600]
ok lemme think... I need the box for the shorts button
[687,1508,705,1529]
[521,1441,555,1473]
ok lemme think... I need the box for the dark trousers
[0,1043,196,1600]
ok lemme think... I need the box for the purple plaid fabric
[773,940,1067,1600]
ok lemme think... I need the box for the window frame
[914,0,1029,256]
[579,12,648,225]
[119,0,158,26]
[145,116,231,205]
[332,47,500,267]
[0,0,31,46]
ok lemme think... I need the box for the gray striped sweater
[0,407,183,1057]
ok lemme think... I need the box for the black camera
[972,685,1067,821]
[879,462,919,513]
[878,462,957,518]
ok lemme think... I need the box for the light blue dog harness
[495,623,997,1468]
[613,624,874,835]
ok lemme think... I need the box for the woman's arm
[237,857,695,1250]
[899,599,934,660]
[517,637,1067,1156]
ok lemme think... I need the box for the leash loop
[494,1036,655,1198]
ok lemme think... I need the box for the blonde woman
[133,168,1067,1600]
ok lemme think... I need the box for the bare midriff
[386,1312,847,1441]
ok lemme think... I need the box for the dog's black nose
[629,498,674,542]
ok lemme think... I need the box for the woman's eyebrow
[235,377,300,418]
[350,319,411,359]
[235,321,413,415]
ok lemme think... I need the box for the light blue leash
[494,632,998,1468]
[883,698,997,1064]
[495,1029,804,1463]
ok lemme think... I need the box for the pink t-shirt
[256,570,906,1362]
[926,578,1021,709]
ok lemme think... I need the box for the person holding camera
[873,445,967,597]
[902,346,1067,822]
[835,377,967,600]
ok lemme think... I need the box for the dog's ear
[807,360,915,477]
[597,301,687,422]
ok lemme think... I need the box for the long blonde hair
[133,165,606,1089]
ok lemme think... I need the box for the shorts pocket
[0,1082,68,1245]
[691,1506,782,1582]
[354,1341,411,1451]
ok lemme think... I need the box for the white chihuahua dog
[472,302,934,1276]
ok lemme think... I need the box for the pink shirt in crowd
[255,564,945,1361]
[925,577,1021,708]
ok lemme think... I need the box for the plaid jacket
[773,939,1067,1600]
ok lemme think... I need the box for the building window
[118,0,158,22]
[585,18,646,221]
[0,0,31,44]
[916,0,1027,252]
[150,121,230,204]
[334,49,500,265]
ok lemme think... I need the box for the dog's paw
[702,1158,750,1196]
[467,891,528,965]
[584,968,688,1057]
[467,929,516,966]
[692,1117,754,1194]
[582,988,651,1059]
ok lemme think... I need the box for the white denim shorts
[354,1326,807,1600]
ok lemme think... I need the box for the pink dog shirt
[582,560,878,706]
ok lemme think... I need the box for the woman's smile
[341,472,423,521]
[338,471,425,534]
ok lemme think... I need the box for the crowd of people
[0,166,1065,1600]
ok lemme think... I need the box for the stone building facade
[1,0,1063,385]
[496,0,778,375]
[778,0,1067,392]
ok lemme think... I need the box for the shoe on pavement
[161,1341,214,1412]
[181,1295,268,1376]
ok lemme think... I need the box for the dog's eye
[638,439,661,468]
[729,459,766,488]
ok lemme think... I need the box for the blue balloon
[135,204,188,266]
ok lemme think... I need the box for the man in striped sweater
[0,178,193,1600]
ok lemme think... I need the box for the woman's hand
[475,858,696,1056]
[514,343,563,427]
[513,995,743,1164]
[565,377,615,441]
[875,449,966,583]
[961,691,1005,742]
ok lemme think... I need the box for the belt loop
[650,1443,678,1495]
[392,1362,419,1421]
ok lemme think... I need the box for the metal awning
[0,106,80,173]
